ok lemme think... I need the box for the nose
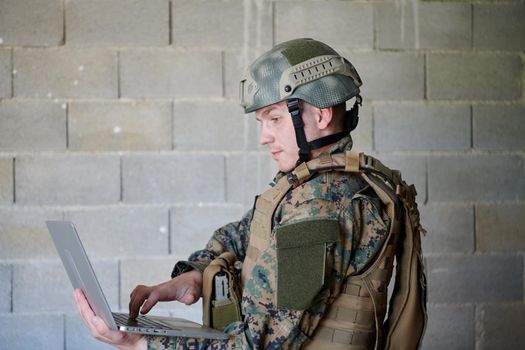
[258,123,274,145]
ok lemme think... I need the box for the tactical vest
[241,150,427,350]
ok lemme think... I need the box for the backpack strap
[382,183,427,350]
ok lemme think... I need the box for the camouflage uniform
[147,135,390,350]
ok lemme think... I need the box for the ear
[316,106,334,130]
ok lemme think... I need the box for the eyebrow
[256,106,280,121]
[263,107,279,116]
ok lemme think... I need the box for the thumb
[179,290,198,305]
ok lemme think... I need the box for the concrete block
[224,50,244,99]
[350,103,373,153]
[474,4,525,50]
[67,0,169,46]
[0,207,62,259]
[0,49,10,98]
[64,206,170,258]
[66,313,115,350]
[473,104,525,151]
[0,264,11,312]
[226,153,260,205]
[246,113,262,151]
[419,204,474,254]
[375,2,471,49]
[224,49,271,100]
[373,154,427,203]
[428,155,525,202]
[15,155,120,205]
[120,49,222,98]
[346,52,425,100]
[476,204,525,252]
[426,254,523,303]
[122,154,225,203]
[422,304,474,350]
[0,100,66,151]
[13,260,119,312]
[173,100,246,150]
[120,257,186,312]
[427,53,522,100]
[225,153,276,205]
[0,0,63,46]
[374,103,470,151]
[13,48,117,98]
[275,2,373,49]
[0,157,13,204]
[170,204,244,256]
[477,304,525,350]
[69,101,172,151]
[173,0,272,49]
[0,313,63,350]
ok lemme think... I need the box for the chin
[274,155,298,173]
[277,163,295,173]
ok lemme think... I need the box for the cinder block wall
[0,0,523,349]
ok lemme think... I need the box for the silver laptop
[46,220,228,340]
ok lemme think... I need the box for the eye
[270,115,280,123]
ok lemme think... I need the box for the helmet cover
[240,38,362,113]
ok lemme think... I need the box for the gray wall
[0,0,524,349]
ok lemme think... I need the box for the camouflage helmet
[240,38,362,113]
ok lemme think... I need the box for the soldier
[74,38,426,350]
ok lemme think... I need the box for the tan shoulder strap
[241,162,313,284]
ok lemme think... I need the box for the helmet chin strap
[286,96,362,165]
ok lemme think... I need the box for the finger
[74,290,141,347]
[74,289,96,327]
[139,290,160,315]
[129,284,143,300]
[129,287,150,319]
[90,315,125,344]
[73,289,108,340]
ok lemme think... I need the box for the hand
[129,269,203,319]
[73,289,147,350]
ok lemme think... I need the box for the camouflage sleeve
[171,209,253,277]
[349,193,390,275]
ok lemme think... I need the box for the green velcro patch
[281,39,335,66]
[276,219,340,309]
[276,219,340,249]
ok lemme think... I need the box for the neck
[310,143,335,158]
[307,126,344,159]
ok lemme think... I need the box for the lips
[270,150,282,159]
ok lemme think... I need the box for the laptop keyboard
[112,312,173,330]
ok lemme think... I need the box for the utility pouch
[202,252,242,331]
[211,298,240,331]
[276,219,340,310]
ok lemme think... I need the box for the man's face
[255,101,300,172]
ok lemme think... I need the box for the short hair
[331,102,347,131]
